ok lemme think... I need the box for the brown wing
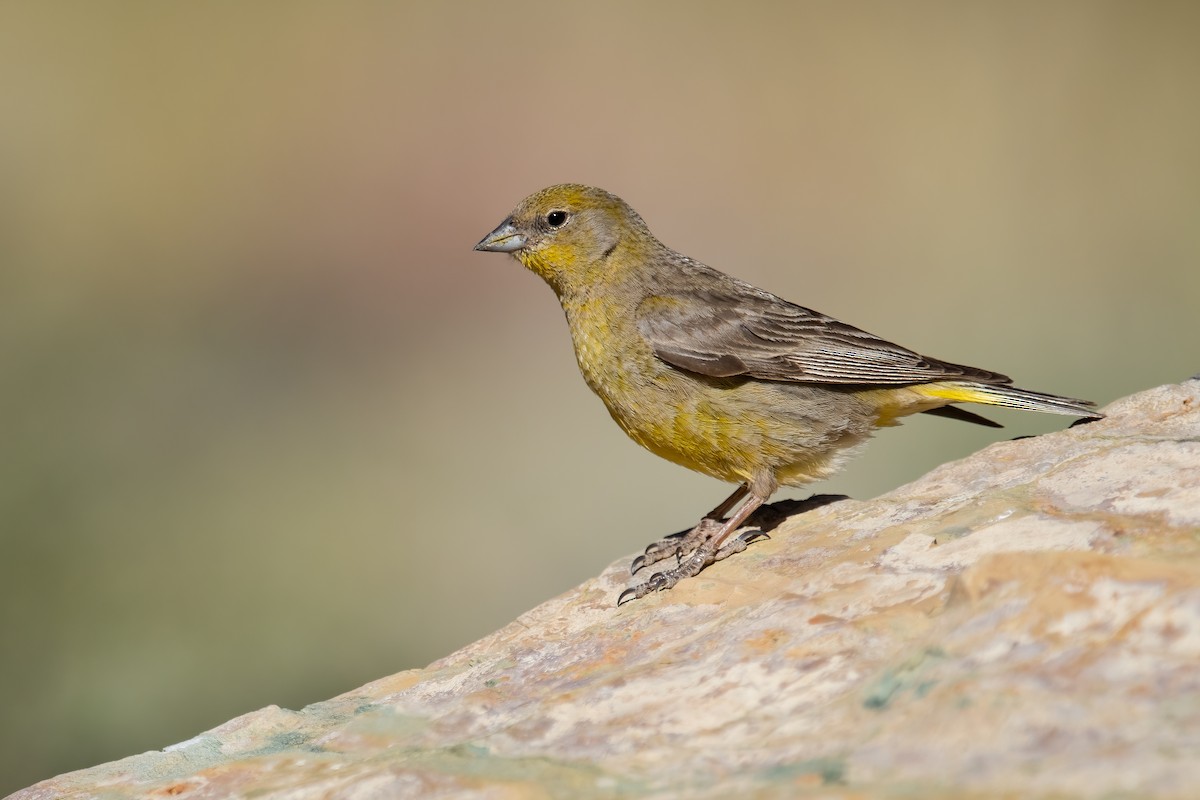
[635,285,1010,386]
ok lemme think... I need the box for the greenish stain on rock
[864,648,946,710]
[758,756,847,785]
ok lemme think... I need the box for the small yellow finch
[476,184,1102,605]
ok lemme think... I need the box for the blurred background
[2,1,1197,793]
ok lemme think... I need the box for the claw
[643,531,685,555]
[617,570,671,606]
[645,571,669,593]
[738,529,770,545]
[618,490,771,605]
[631,518,726,575]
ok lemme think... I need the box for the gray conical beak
[474,220,526,253]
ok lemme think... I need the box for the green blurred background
[2,1,1197,793]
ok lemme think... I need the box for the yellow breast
[559,296,784,485]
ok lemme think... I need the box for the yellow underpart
[853,386,936,427]
[911,382,1002,405]
[518,246,576,288]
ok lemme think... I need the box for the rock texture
[11,382,1200,800]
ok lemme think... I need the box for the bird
[475,184,1103,605]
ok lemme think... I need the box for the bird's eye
[546,210,568,228]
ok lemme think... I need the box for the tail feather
[917,382,1103,419]
[921,404,1004,428]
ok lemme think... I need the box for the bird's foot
[630,517,725,575]
[618,529,769,606]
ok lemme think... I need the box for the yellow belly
[562,296,883,490]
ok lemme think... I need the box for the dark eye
[546,210,568,228]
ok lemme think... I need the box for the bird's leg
[631,484,750,575]
[619,491,767,606]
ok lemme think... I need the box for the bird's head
[475,184,651,294]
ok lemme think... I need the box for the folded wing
[636,287,1010,386]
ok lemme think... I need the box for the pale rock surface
[11,381,1200,800]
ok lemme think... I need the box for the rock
[11,381,1200,800]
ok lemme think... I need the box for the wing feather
[636,284,1009,387]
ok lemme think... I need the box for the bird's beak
[474,220,526,253]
